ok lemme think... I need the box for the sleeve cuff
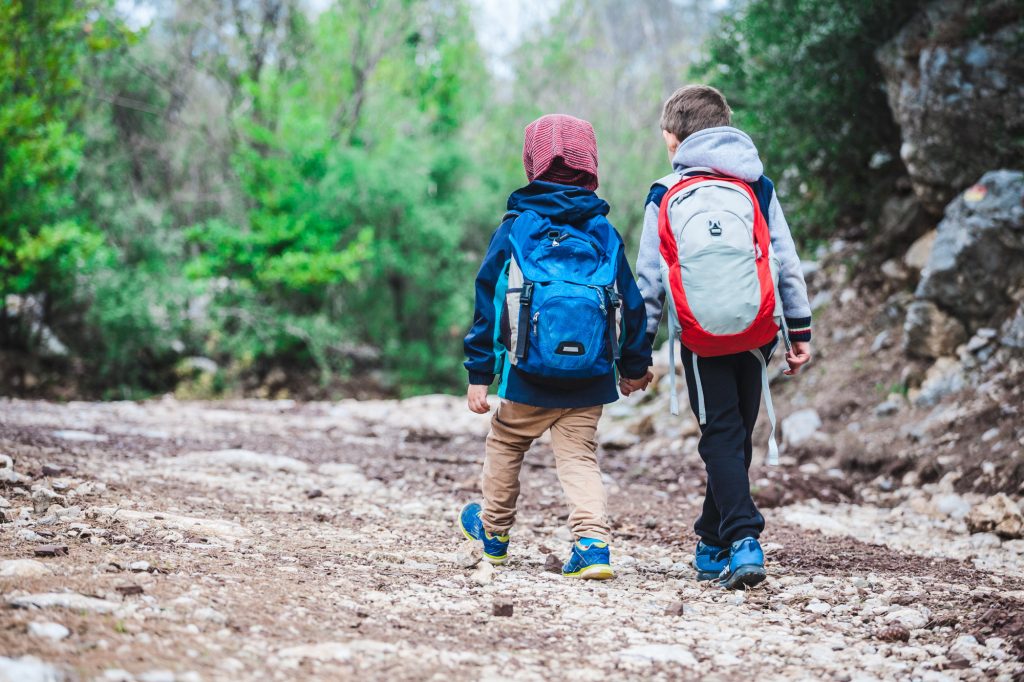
[468,371,496,386]
[785,316,812,342]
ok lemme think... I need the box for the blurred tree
[185,0,494,393]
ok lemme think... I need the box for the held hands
[467,384,491,414]
[619,370,654,397]
[784,341,812,376]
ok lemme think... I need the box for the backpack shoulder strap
[748,175,774,223]
[652,172,682,190]
[501,210,520,223]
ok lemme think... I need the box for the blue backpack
[499,210,622,380]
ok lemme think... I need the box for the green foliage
[185,0,493,393]
[0,0,91,297]
[696,0,925,239]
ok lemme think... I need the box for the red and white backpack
[656,169,787,464]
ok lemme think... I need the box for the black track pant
[680,343,773,546]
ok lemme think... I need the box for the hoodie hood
[672,126,764,183]
[507,181,610,225]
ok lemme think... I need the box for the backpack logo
[555,341,585,356]
[708,219,723,237]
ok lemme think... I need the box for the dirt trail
[1,398,1022,681]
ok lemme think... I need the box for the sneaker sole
[563,564,614,580]
[459,520,507,566]
[719,564,766,590]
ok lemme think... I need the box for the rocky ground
[2,396,1023,682]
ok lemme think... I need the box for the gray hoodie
[635,126,813,341]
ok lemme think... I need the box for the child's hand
[619,370,654,396]
[467,384,491,414]
[784,341,812,376]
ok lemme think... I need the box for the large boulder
[915,171,1024,328]
[877,1,1023,214]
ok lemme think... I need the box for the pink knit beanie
[522,114,599,191]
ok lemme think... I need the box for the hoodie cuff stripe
[785,316,812,342]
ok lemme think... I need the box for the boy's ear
[662,129,681,157]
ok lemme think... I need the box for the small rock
[664,600,686,616]
[870,330,892,352]
[885,608,929,630]
[782,409,823,448]
[966,493,1024,539]
[40,464,67,477]
[34,545,69,558]
[618,644,697,667]
[51,430,108,442]
[903,301,967,360]
[8,592,119,614]
[931,493,971,520]
[0,559,53,577]
[31,489,66,515]
[0,655,64,682]
[305,489,323,499]
[115,584,144,596]
[554,526,573,543]
[874,399,903,417]
[454,540,481,569]
[129,561,151,573]
[875,624,910,642]
[492,600,514,617]
[470,561,495,585]
[28,621,70,640]
[138,671,176,682]
[944,653,971,670]
[543,554,562,574]
[805,599,831,615]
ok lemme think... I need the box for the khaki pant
[481,400,609,542]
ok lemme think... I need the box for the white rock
[28,622,70,640]
[277,642,353,662]
[17,529,46,542]
[138,671,175,682]
[51,430,108,442]
[885,607,929,630]
[175,449,308,473]
[101,669,134,682]
[932,493,971,520]
[193,607,227,624]
[90,508,250,541]
[948,634,983,662]
[618,644,697,667]
[0,559,53,578]
[470,561,495,586]
[454,539,481,569]
[0,655,64,682]
[129,561,151,573]
[782,409,823,448]
[806,599,832,615]
[8,593,119,614]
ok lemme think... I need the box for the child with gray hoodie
[635,85,813,589]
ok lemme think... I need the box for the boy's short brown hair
[660,85,733,142]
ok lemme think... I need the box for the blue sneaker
[692,541,729,581]
[562,538,614,580]
[459,503,509,565]
[718,536,766,590]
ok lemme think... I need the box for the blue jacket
[464,181,652,408]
